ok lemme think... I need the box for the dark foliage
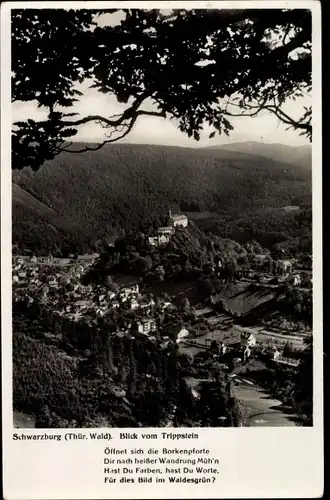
[13,303,240,427]
[12,144,311,255]
[12,9,311,170]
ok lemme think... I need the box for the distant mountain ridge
[206,141,312,171]
[12,142,312,255]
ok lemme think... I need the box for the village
[12,210,311,374]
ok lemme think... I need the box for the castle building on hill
[168,210,188,228]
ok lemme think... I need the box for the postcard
[1,1,323,498]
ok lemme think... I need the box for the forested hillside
[12,143,312,255]
[208,142,312,171]
[13,303,243,428]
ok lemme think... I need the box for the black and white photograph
[9,5,315,431]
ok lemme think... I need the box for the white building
[148,234,171,247]
[275,356,300,367]
[276,259,293,275]
[160,301,173,312]
[119,283,139,302]
[292,274,301,286]
[240,332,257,348]
[130,298,140,310]
[168,210,188,228]
[263,345,281,359]
[136,318,157,335]
[148,236,159,247]
[162,325,189,343]
[219,342,227,355]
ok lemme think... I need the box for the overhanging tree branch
[61,108,167,153]
[11,8,312,171]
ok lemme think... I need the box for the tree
[154,265,165,282]
[227,397,244,426]
[126,349,138,399]
[12,8,312,171]
[182,297,191,311]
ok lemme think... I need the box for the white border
[1,2,323,499]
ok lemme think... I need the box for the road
[185,376,299,427]
[233,378,299,427]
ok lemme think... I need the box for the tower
[168,209,172,219]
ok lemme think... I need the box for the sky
[11,9,311,148]
[12,87,310,147]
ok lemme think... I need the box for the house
[168,210,188,228]
[240,332,257,348]
[130,298,140,310]
[160,337,173,349]
[112,300,120,309]
[276,259,293,275]
[160,301,174,312]
[274,356,301,367]
[158,234,171,245]
[263,346,281,360]
[148,234,171,247]
[30,255,38,264]
[291,274,301,286]
[75,300,89,310]
[162,325,189,343]
[119,283,139,300]
[136,318,157,336]
[219,342,227,355]
[148,236,159,247]
[140,298,155,313]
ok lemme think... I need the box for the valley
[11,141,313,429]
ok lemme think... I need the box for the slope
[12,143,312,255]
[208,141,312,172]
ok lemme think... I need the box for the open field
[233,325,306,350]
[179,313,307,355]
